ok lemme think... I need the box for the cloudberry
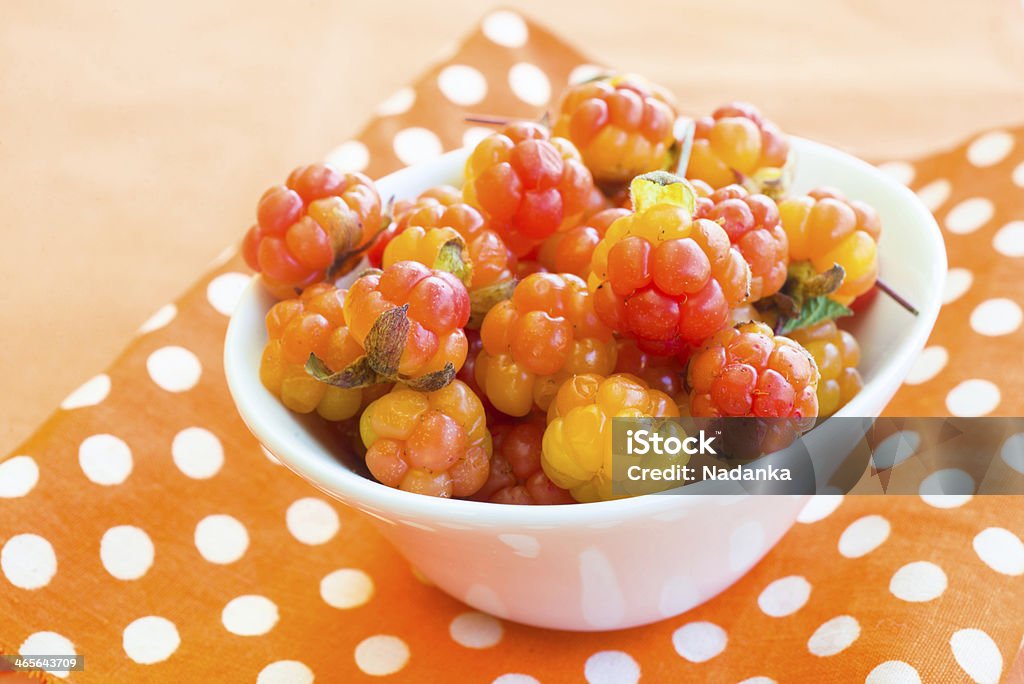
[542,373,680,502]
[686,102,790,194]
[476,273,617,416]
[463,122,595,257]
[693,183,788,301]
[553,73,678,186]
[779,187,881,304]
[243,163,381,297]
[589,173,751,355]
[360,380,491,497]
[790,320,862,417]
[259,283,363,420]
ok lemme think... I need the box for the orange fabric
[2,12,1023,683]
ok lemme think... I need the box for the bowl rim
[224,137,946,525]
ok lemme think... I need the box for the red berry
[243,163,381,297]
[464,122,595,257]
[553,74,678,186]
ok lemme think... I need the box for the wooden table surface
[2,0,1024,460]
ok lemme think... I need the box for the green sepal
[779,296,853,335]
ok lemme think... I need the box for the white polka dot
[79,434,132,485]
[838,514,890,558]
[61,373,111,410]
[1001,433,1024,474]
[205,272,252,316]
[498,533,540,558]
[482,10,528,48]
[757,575,811,617]
[945,197,994,234]
[320,568,374,609]
[889,561,947,602]
[993,220,1024,257]
[946,380,1000,417]
[221,595,279,636]
[672,621,728,663]
[20,632,75,678]
[122,616,180,665]
[287,497,340,545]
[376,87,416,117]
[872,431,920,469]
[101,525,154,580]
[866,660,921,684]
[569,64,605,85]
[797,494,844,523]
[257,660,314,684]
[729,521,764,571]
[942,267,973,304]
[877,161,915,186]
[973,527,1024,575]
[508,63,551,107]
[493,675,539,684]
[2,534,56,590]
[970,298,1023,336]
[393,127,443,166]
[194,514,248,564]
[147,346,201,392]
[325,140,370,173]
[438,64,488,106]
[738,679,776,684]
[915,178,951,211]
[904,346,948,386]
[354,635,409,676]
[967,130,1014,167]
[808,615,860,657]
[919,468,975,507]
[172,427,224,480]
[1013,160,1024,187]
[950,628,1003,684]
[463,126,494,150]
[0,455,39,498]
[449,611,503,649]
[138,303,177,334]
[584,651,640,684]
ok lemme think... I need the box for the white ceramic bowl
[224,139,945,631]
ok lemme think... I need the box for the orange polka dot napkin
[2,10,1023,684]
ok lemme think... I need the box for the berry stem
[464,115,510,126]
[672,118,696,176]
[875,278,919,316]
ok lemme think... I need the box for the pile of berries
[242,72,888,504]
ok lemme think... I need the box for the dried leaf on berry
[364,304,411,377]
[305,354,384,389]
[467,278,517,329]
[400,362,457,392]
[788,261,846,301]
